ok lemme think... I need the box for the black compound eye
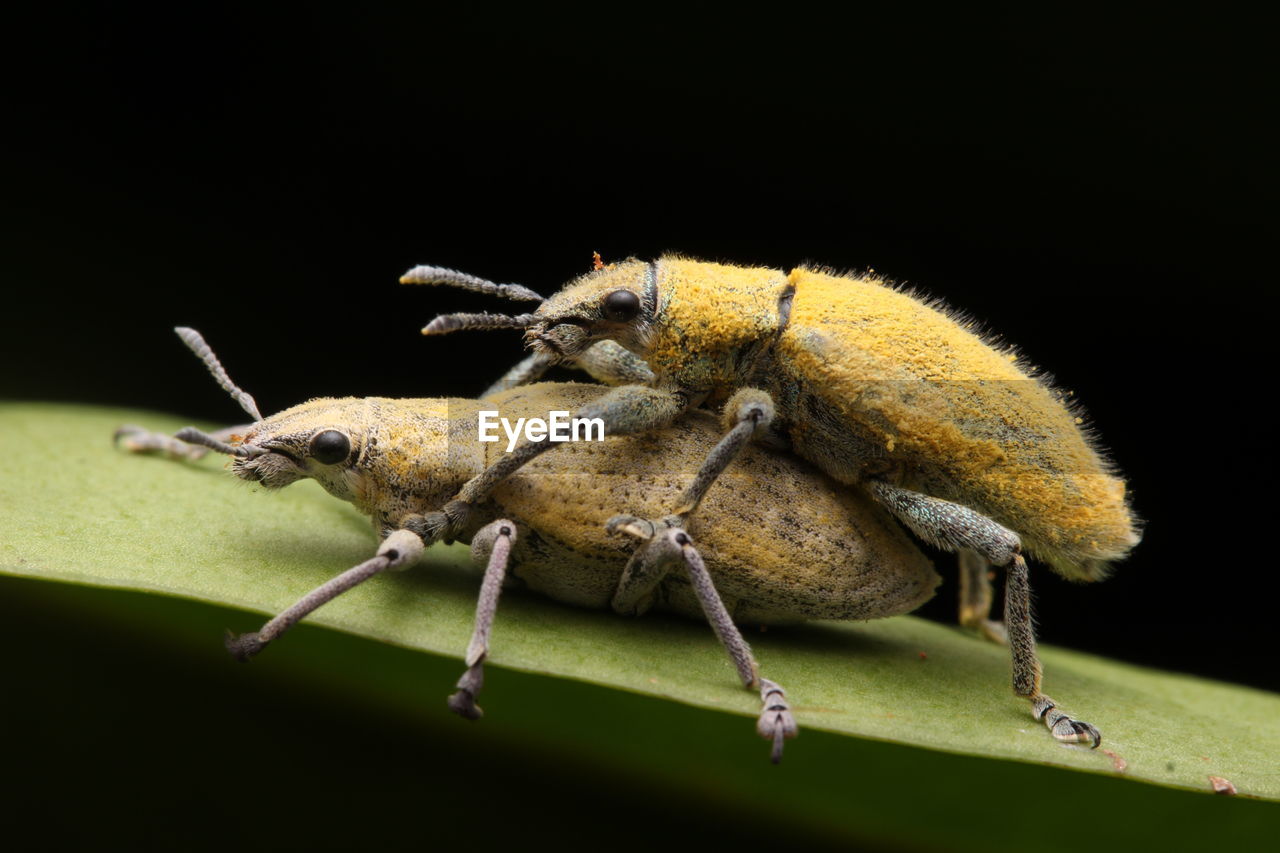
[308,429,351,465]
[602,289,641,322]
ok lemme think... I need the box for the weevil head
[168,328,466,517]
[232,397,477,523]
[525,259,658,359]
[232,398,372,500]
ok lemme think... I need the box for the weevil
[403,256,1143,747]
[117,328,943,762]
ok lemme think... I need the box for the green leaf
[3,403,1279,849]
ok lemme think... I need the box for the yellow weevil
[117,328,942,763]
[403,256,1143,748]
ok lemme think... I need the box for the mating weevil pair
[119,328,946,763]
[404,255,1142,748]
[125,248,1139,761]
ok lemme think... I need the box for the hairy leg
[606,388,775,616]
[610,521,798,763]
[224,530,424,661]
[447,520,516,720]
[481,342,656,398]
[869,480,1100,748]
[958,550,1008,645]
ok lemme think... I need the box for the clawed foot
[114,424,210,460]
[757,679,798,764]
[1032,695,1101,748]
[606,513,680,543]
[605,515,685,616]
[448,663,485,720]
[408,500,474,545]
[221,530,423,665]
[224,629,268,662]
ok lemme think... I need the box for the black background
[2,5,1275,847]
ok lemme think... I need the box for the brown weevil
[118,328,944,762]
[403,256,1142,747]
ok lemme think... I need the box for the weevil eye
[602,289,641,323]
[309,429,351,465]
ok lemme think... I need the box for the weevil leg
[604,389,775,614]
[958,550,1008,645]
[868,481,1100,748]
[1005,552,1100,746]
[604,516,672,615]
[570,341,657,387]
[113,424,249,461]
[224,530,424,661]
[481,353,557,398]
[447,520,516,720]
[671,389,775,520]
[668,528,798,765]
[482,342,656,397]
[404,385,690,545]
[609,522,797,763]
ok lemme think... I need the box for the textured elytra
[775,266,1137,579]
[481,384,938,623]
[232,383,940,625]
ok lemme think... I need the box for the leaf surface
[3,402,1278,818]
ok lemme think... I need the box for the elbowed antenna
[174,326,264,422]
[400,265,545,303]
[422,312,539,336]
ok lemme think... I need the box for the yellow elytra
[523,256,1140,581]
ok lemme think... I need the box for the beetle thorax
[644,258,791,392]
[355,398,485,521]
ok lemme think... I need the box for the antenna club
[399,265,545,303]
[421,312,537,336]
[173,326,264,423]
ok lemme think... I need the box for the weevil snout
[230,418,363,494]
[230,433,309,489]
[167,422,309,489]
[523,318,594,359]
[172,327,365,492]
